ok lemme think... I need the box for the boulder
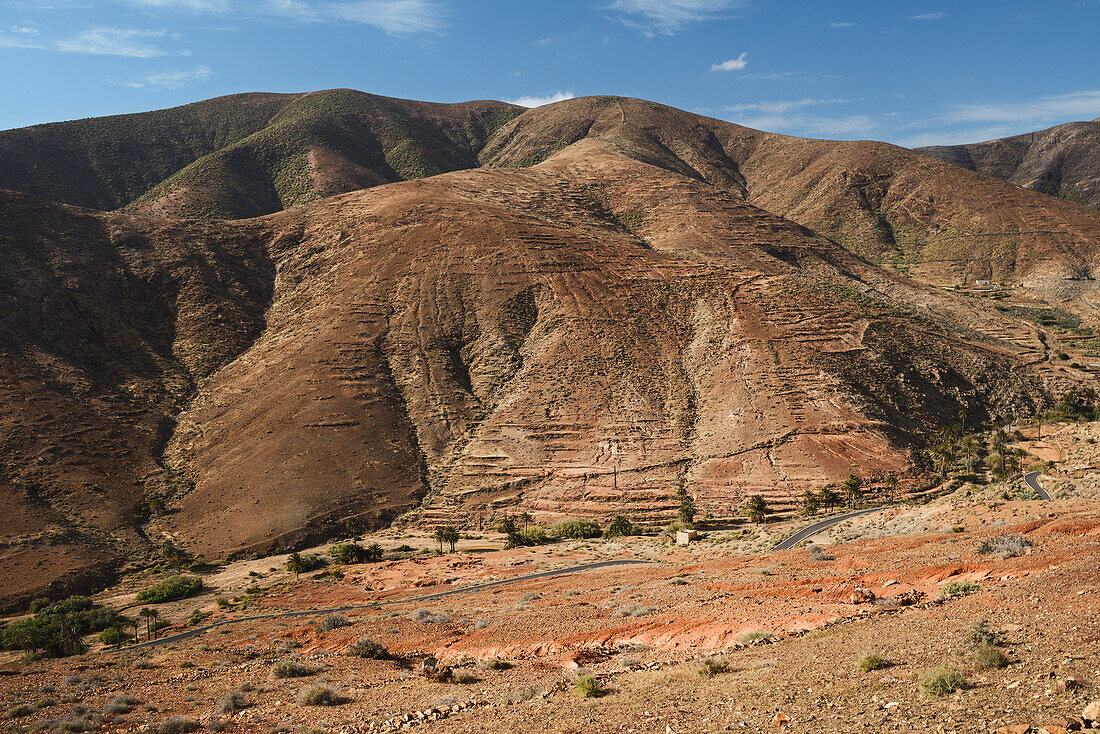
[1083,701,1100,723]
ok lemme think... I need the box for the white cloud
[710,52,747,72]
[607,0,747,36]
[735,113,877,138]
[895,126,1015,148]
[829,21,856,28]
[724,97,861,114]
[321,1,446,35]
[110,0,446,35]
[505,91,575,108]
[56,27,185,57]
[945,89,1100,125]
[121,64,214,88]
[125,0,230,9]
[910,12,947,20]
[723,98,873,138]
[533,36,552,46]
[8,25,41,34]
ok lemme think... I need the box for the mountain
[915,119,1100,209]
[2,92,1098,609]
[0,89,522,219]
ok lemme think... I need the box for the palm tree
[800,490,819,517]
[842,474,863,510]
[818,486,840,511]
[161,538,189,573]
[960,435,981,473]
[883,474,899,503]
[139,607,157,641]
[443,527,459,553]
[678,494,696,526]
[743,495,768,524]
[286,552,304,580]
[518,512,533,534]
[432,525,448,555]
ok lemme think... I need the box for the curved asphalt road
[771,506,894,551]
[1023,470,1053,500]
[107,558,651,652]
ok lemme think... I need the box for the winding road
[770,506,893,551]
[108,558,652,652]
[1023,470,1052,500]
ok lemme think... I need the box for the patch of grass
[412,608,449,624]
[297,685,338,706]
[271,660,318,679]
[695,655,730,677]
[573,674,603,698]
[616,603,654,617]
[739,629,773,644]
[481,658,512,671]
[977,534,1031,558]
[857,654,892,673]
[7,703,34,719]
[451,670,479,684]
[939,581,980,598]
[216,692,247,714]
[918,665,968,696]
[970,642,1010,670]
[152,716,202,733]
[136,575,203,604]
[966,619,1002,648]
[317,613,350,632]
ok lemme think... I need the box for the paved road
[107,558,652,652]
[771,506,893,551]
[1023,470,1052,500]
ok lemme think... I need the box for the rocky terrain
[917,118,1100,210]
[3,91,1100,611]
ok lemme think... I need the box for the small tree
[959,435,981,474]
[286,552,305,580]
[518,513,533,534]
[364,543,383,562]
[800,490,819,517]
[497,515,517,535]
[604,514,635,538]
[161,539,190,573]
[743,495,768,524]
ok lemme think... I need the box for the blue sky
[1,0,1098,146]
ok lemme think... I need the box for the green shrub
[215,597,231,610]
[482,658,512,671]
[0,595,122,657]
[939,581,980,598]
[970,642,1010,670]
[918,665,968,696]
[452,670,479,684]
[857,654,892,672]
[549,519,603,539]
[573,674,603,698]
[136,575,203,604]
[604,515,635,538]
[272,660,317,678]
[345,638,388,659]
[695,655,729,677]
[216,691,247,714]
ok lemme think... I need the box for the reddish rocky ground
[2,479,1099,733]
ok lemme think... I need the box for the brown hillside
[916,119,1100,209]
[482,98,1100,307]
